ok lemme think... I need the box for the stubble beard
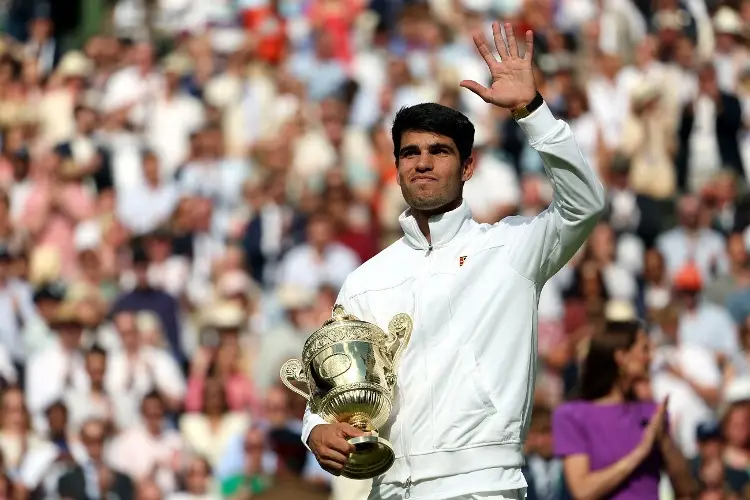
[401,184,453,212]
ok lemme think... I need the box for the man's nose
[416,152,434,171]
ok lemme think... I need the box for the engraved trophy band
[280,304,413,480]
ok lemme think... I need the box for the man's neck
[412,198,463,244]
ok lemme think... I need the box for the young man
[302,22,605,500]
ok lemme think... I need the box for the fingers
[523,30,534,61]
[472,32,498,69]
[320,446,350,465]
[339,423,366,439]
[459,80,492,102]
[320,459,345,476]
[503,22,518,58]
[328,436,356,456]
[492,22,508,59]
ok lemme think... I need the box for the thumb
[459,80,492,102]
[339,423,366,439]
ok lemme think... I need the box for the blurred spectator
[523,405,569,500]
[25,302,88,432]
[107,391,185,494]
[553,324,696,499]
[167,455,219,500]
[275,210,360,294]
[57,418,136,499]
[179,377,249,468]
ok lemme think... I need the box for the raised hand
[460,22,537,111]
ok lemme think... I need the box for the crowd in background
[0,0,747,498]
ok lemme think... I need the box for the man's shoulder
[342,238,411,297]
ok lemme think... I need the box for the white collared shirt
[25,341,88,432]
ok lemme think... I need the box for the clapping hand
[638,397,669,457]
[460,22,537,111]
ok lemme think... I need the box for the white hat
[631,80,661,107]
[162,52,193,76]
[653,10,689,31]
[216,270,259,299]
[605,300,637,323]
[723,376,750,405]
[56,51,92,79]
[74,220,102,251]
[276,284,316,311]
[203,75,243,109]
[714,7,743,35]
[202,301,245,330]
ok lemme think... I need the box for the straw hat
[162,52,193,77]
[216,270,260,300]
[28,246,62,286]
[630,80,661,108]
[276,284,316,311]
[604,300,637,323]
[201,301,245,330]
[713,7,743,35]
[50,301,83,328]
[56,51,93,79]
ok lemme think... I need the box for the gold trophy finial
[279,308,413,480]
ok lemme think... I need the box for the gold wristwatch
[510,92,544,120]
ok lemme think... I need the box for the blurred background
[0,0,747,498]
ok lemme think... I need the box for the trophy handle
[280,359,311,401]
[387,313,414,372]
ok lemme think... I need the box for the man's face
[396,131,473,213]
[59,324,83,350]
[678,197,701,229]
[82,422,106,462]
[86,352,106,385]
[47,406,67,434]
[307,218,333,248]
[142,398,164,432]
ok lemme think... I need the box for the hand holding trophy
[280,305,413,479]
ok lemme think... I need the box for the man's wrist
[511,92,544,121]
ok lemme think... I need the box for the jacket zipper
[402,239,431,498]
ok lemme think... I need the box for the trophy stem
[348,413,371,431]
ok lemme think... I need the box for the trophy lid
[301,304,388,365]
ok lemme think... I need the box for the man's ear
[395,161,401,186]
[461,156,475,183]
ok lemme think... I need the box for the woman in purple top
[552,322,697,499]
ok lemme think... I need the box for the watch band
[510,92,544,121]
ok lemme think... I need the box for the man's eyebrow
[399,142,456,154]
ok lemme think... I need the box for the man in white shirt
[25,303,89,432]
[302,22,605,500]
[276,211,361,294]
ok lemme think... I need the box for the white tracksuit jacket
[302,102,606,495]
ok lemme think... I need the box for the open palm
[460,22,537,110]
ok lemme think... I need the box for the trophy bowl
[280,305,413,480]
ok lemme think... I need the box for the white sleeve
[152,350,187,399]
[25,354,60,416]
[0,345,17,385]
[497,103,606,284]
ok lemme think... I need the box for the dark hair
[391,103,475,165]
[86,344,107,358]
[579,322,641,401]
[530,404,553,430]
[141,389,164,408]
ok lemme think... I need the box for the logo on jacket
[459,256,467,267]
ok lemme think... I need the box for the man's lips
[411,175,438,183]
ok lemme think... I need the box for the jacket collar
[398,199,473,250]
